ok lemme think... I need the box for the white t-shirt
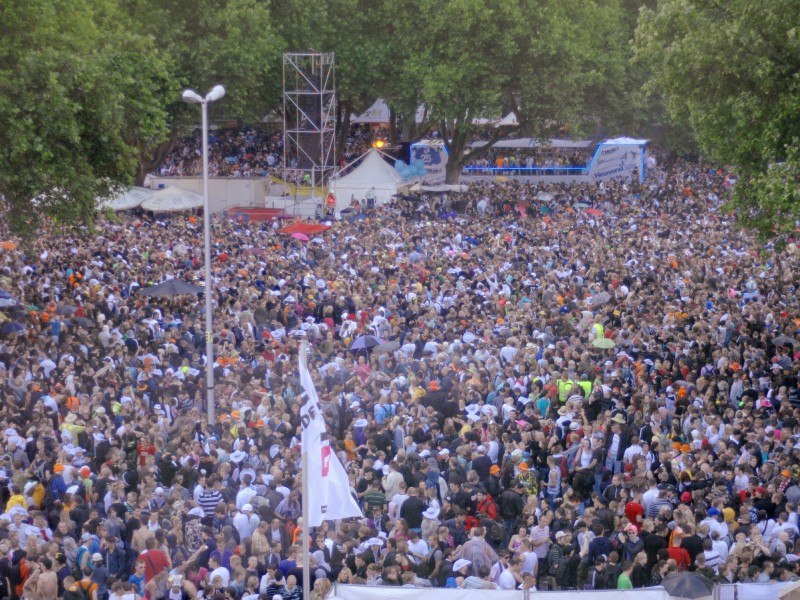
[498,568,517,590]
[209,567,231,587]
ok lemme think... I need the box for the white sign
[411,142,449,184]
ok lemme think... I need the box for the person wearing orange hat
[515,462,537,496]
[486,465,503,499]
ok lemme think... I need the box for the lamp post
[182,84,225,424]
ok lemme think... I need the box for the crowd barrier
[715,582,800,600]
[332,583,671,600]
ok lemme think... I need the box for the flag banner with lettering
[299,343,363,526]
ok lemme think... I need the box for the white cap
[453,559,471,572]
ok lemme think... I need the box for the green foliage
[0,0,656,230]
[634,0,800,237]
[0,0,171,235]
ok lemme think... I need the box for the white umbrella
[140,186,204,213]
[97,186,152,211]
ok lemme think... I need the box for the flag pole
[301,338,311,600]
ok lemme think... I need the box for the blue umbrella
[1,322,26,335]
[349,335,385,351]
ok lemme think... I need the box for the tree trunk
[389,106,397,145]
[135,128,180,186]
[444,122,469,184]
[335,98,353,165]
[445,159,463,184]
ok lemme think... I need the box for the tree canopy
[634,0,800,239]
[0,0,697,231]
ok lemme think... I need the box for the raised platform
[225,207,292,223]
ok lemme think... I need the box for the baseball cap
[92,553,103,562]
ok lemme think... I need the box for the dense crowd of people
[156,125,390,180]
[1,155,800,600]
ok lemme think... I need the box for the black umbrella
[773,334,799,348]
[72,317,95,328]
[0,322,25,335]
[139,279,203,297]
[349,335,385,351]
[56,305,77,315]
[660,572,715,599]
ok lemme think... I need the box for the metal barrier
[462,166,588,176]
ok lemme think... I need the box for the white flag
[299,343,363,526]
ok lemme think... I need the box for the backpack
[64,586,88,600]
[488,520,505,545]
[9,559,24,589]
[463,539,493,576]
[556,553,580,589]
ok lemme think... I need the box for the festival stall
[328,148,414,212]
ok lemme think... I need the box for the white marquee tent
[97,186,152,211]
[495,112,519,127]
[351,98,391,124]
[140,186,204,212]
[329,149,411,211]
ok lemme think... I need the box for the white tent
[495,112,519,127]
[329,149,410,211]
[140,186,204,212]
[97,187,152,211]
[351,98,391,124]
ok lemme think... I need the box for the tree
[390,0,643,182]
[124,0,283,183]
[634,0,800,239]
[0,0,172,235]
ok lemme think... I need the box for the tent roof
[332,148,404,187]
[603,137,649,145]
[277,223,332,235]
[97,187,152,211]
[351,98,391,124]
[495,112,519,127]
[140,186,204,212]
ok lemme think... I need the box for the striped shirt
[646,498,673,519]
[198,489,224,516]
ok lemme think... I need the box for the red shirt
[624,501,644,530]
[138,549,170,582]
[666,547,691,571]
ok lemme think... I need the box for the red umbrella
[585,208,603,216]
[291,232,310,241]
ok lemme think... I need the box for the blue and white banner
[411,142,449,184]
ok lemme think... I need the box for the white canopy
[603,137,649,145]
[97,187,152,211]
[412,184,468,193]
[351,98,391,124]
[495,112,519,127]
[140,186,204,212]
[329,149,409,211]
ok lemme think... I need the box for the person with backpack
[541,530,570,590]
[79,567,100,600]
[455,526,499,578]
[9,549,29,600]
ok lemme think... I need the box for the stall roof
[468,138,594,149]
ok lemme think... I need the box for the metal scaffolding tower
[282,52,336,216]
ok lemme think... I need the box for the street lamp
[182,84,226,424]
